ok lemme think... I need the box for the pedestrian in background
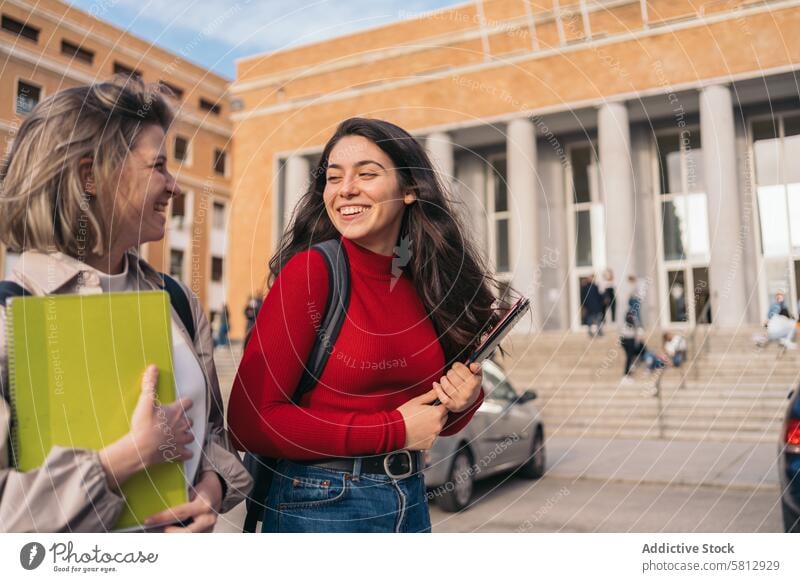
[244,295,258,334]
[620,309,645,383]
[215,304,230,347]
[581,274,605,337]
[663,331,687,368]
[626,274,643,327]
[768,291,789,320]
[601,268,616,324]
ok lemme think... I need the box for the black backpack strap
[0,281,31,307]
[161,274,196,342]
[241,454,278,534]
[294,239,351,403]
[242,238,351,533]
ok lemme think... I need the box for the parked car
[424,359,545,512]
[779,385,800,532]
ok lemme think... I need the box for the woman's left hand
[144,470,223,533]
[433,362,483,414]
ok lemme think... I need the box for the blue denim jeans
[262,459,432,533]
[645,351,665,371]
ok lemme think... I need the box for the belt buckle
[383,450,414,480]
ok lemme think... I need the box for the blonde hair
[0,76,173,257]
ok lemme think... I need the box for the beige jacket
[0,250,252,532]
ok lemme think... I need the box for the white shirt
[88,258,206,487]
[664,335,687,357]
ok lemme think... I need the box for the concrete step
[539,394,788,408]
[508,369,800,381]
[509,380,795,393]
[549,425,778,443]
[540,405,785,423]
[543,415,783,434]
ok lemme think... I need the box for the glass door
[566,143,606,330]
[654,129,711,327]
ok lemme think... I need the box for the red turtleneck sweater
[227,236,484,459]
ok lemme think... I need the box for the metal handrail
[654,291,714,437]
[687,292,715,386]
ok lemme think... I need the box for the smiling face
[323,135,415,255]
[111,124,180,250]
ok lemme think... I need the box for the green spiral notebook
[5,290,187,531]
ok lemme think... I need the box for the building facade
[229,0,800,338]
[0,0,232,325]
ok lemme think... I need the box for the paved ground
[215,435,783,533]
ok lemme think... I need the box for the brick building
[0,0,232,324]
[229,0,800,338]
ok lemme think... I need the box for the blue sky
[65,0,467,79]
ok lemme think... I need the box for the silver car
[423,360,546,512]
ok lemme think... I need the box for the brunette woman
[228,118,505,532]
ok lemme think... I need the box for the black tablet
[468,296,531,364]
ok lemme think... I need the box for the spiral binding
[4,297,20,468]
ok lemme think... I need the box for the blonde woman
[0,78,251,532]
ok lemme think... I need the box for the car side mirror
[517,389,537,404]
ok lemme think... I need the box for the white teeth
[340,206,369,216]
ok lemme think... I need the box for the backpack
[241,238,351,533]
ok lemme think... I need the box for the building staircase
[213,327,797,444]
[502,328,798,443]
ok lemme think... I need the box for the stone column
[630,124,660,330]
[507,117,541,331]
[536,139,570,330]
[598,102,636,322]
[425,132,455,186]
[700,84,747,328]
[283,155,310,232]
[454,153,488,254]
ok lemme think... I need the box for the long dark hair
[269,117,508,367]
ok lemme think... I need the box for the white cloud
[108,0,459,54]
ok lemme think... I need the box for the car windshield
[483,365,516,402]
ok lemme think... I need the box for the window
[170,192,187,229]
[199,98,221,115]
[568,144,605,268]
[213,149,227,176]
[113,62,142,79]
[60,40,94,64]
[211,257,224,283]
[15,81,41,115]
[2,15,39,42]
[174,136,189,163]
[656,130,709,262]
[571,147,593,204]
[159,81,184,101]
[169,249,184,279]
[212,201,226,230]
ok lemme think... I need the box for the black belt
[296,450,424,480]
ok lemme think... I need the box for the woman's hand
[99,365,194,489]
[396,389,448,450]
[433,362,483,413]
[145,470,223,533]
